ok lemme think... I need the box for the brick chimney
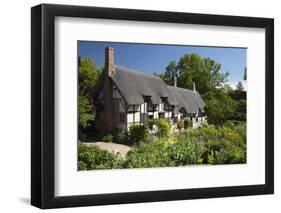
[95,47,116,132]
[172,73,177,87]
[105,47,114,75]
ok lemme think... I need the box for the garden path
[82,142,131,158]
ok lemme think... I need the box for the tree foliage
[79,57,100,98]
[236,81,244,92]
[163,60,177,84]
[163,54,229,94]
[78,57,101,130]
[203,89,236,125]
[78,96,94,128]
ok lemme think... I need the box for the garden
[78,119,246,170]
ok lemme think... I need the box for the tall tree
[176,54,229,94]
[203,89,236,125]
[165,60,177,84]
[78,96,94,128]
[229,81,246,100]
[79,57,100,98]
[236,81,244,92]
[155,61,177,84]
[78,57,100,129]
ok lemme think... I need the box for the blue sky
[78,41,246,87]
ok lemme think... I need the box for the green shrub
[78,144,119,170]
[225,145,246,163]
[202,139,246,164]
[210,145,246,164]
[123,136,208,168]
[200,126,221,140]
[179,123,246,165]
[233,122,246,144]
[78,121,247,169]
[101,133,113,142]
[78,161,87,170]
[114,129,128,144]
[223,120,236,129]
[166,139,197,165]
[129,124,148,144]
[221,127,244,147]
[155,119,170,138]
[123,141,171,168]
[145,119,170,137]
[155,135,176,146]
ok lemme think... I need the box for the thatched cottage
[92,47,207,132]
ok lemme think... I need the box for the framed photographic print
[31,3,274,209]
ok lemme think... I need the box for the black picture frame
[31,3,274,209]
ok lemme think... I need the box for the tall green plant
[129,124,148,144]
[78,96,94,128]
[78,57,101,132]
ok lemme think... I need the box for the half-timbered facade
[93,47,207,132]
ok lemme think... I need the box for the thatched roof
[167,86,205,114]
[111,65,177,105]
[96,64,205,114]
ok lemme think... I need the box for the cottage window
[159,112,165,119]
[164,103,173,111]
[130,105,139,112]
[128,105,138,112]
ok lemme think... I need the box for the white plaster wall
[127,113,134,123]
[135,112,140,122]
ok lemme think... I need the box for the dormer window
[143,96,151,103]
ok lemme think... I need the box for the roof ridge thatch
[114,64,161,80]
[167,85,194,93]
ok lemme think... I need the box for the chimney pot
[172,74,177,87]
[193,81,196,93]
